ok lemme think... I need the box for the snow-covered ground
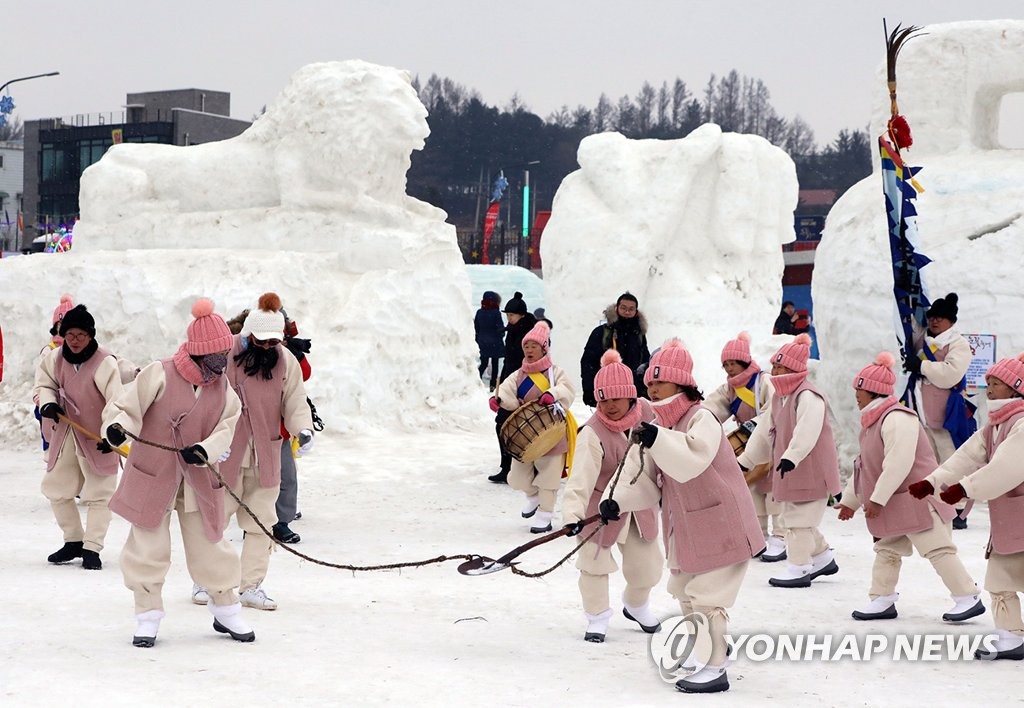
[2,422,1015,706]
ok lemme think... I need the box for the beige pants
[985,550,1024,634]
[223,465,278,592]
[508,453,564,512]
[667,558,749,666]
[870,508,977,598]
[779,498,829,566]
[120,481,241,613]
[924,426,957,465]
[751,489,787,538]
[577,516,664,615]
[41,436,117,553]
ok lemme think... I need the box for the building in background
[0,141,24,252]
[21,89,250,249]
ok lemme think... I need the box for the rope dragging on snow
[118,428,477,573]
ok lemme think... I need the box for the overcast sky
[5,1,1023,148]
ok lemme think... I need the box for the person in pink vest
[904,293,975,528]
[836,352,983,623]
[704,331,785,561]
[910,352,1024,660]
[194,292,314,611]
[562,350,662,643]
[101,298,251,648]
[33,294,76,455]
[600,338,764,694]
[33,304,124,570]
[737,332,841,589]
[492,320,576,533]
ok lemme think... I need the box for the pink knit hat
[522,321,550,352]
[185,298,234,355]
[986,353,1024,394]
[644,338,696,387]
[772,333,813,373]
[853,351,896,396]
[52,294,74,326]
[595,349,636,401]
[721,331,752,363]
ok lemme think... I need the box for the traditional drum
[726,419,770,485]
[500,400,566,463]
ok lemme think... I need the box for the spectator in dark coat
[489,292,538,484]
[580,292,650,407]
[474,291,505,391]
[774,301,799,335]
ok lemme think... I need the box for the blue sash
[922,345,977,449]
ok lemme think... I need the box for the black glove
[583,391,597,407]
[563,521,585,537]
[39,402,65,421]
[285,337,312,359]
[777,458,796,478]
[96,440,114,454]
[106,424,127,447]
[180,444,209,466]
[903,355,922,376]
[632,421,659,448]
[599,499,620,524]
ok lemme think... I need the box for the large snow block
[814,20,1024,469]
[541,124,798,391]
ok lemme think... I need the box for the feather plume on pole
[884,20,924,151]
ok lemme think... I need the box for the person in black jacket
[489,292,537,483]
[580,292,650,407]
[474,291,505,391]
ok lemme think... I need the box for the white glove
[297,430,314,456]
[216,448,231,463]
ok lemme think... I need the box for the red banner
[481,202,500,264]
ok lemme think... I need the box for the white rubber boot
[209,602,255,642]
[943,594,985,622]
[133,609,165,648]
[622,594,661,633]
[530,509,553,533]
[675,664,728,693]
[584,608,613,643]
[521,494,540,518]
[852,593,899,620]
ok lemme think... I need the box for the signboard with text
[965,334,996,390]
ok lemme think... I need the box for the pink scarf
[988,397,1024,426]
[651,393,699,429]
[596,399,644,433]
[172,344,218,387]
[727,361,762,391]
[520,354,552,374]
[771,370,808,397]
[860,396,900,429]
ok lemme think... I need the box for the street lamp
[522,160,540,238]
[0,71,60,95]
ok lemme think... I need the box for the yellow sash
[526,371,578,476]
[733,385,757,411]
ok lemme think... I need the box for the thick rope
[117,428,475,572]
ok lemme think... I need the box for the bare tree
[671,78,690,133]
[547,105,572,128]
[0,116,24,141]
[635,81,656,135]
[702,74,716,124]
[572,105,593,132]
[593,93,614,132]
[784,115,817,157]
[504,92,530,114]
[656,81,671,134]
[615,94,637,136]
[715,70,743,132]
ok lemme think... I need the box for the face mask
[199,352,228,381]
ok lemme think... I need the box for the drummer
[704,331,784,561]
[491,321,576,533]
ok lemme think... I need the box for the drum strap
[731,372,760,415]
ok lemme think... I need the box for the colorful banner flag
[481,202,500,265]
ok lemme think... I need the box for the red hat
[644,338,696,388]
[772,333,813,373]
[721,331,752,364]
[986,353,1024,394]
[595,349,636,401]
[853,351,896,396]
[186,298,234,355]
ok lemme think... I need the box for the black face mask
[198,352,228,382]
[233,344,279,380]
[61,339,98,365]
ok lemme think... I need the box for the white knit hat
[242,292,285,341]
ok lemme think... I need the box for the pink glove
[489,397,501,413]
[538,392,555,406]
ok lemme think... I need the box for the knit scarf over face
[988,397,1024,426]
[771,370,808,397]
[172,344,220,387]
[520,353,552,374]
[651,392,698,429]
[596,399,643,433]
[727,361,761,391]
[61,339,98,365]
[860,396,900,429]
